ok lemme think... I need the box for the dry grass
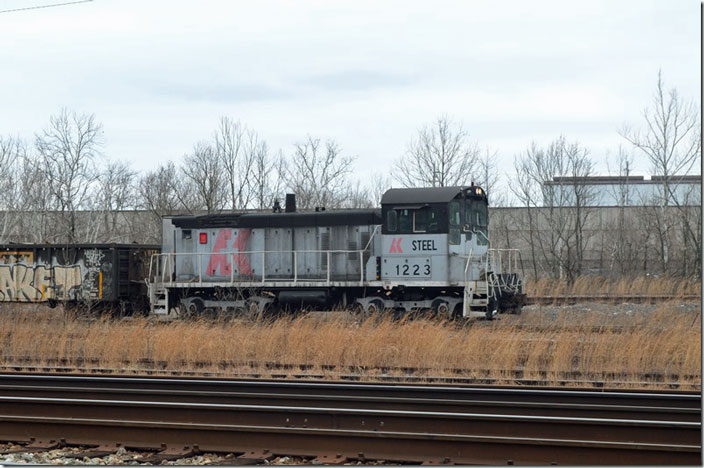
[0,302,700,390]
[526,275,702,298]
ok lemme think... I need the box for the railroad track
[525,294,700,305]
[0,361,700,390]
[0,374,699,465]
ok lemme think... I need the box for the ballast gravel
[0,443,398,465]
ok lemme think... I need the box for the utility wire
[0,0,93,14]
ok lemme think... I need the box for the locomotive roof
[170,209,383,229]
[381,186,481,204]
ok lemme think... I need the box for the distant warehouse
[542,175,701,207]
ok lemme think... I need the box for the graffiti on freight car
[81,248,104,300]
[0,251,33,264]
[0,248,106,302]
[0,264,82,301]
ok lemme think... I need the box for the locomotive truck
[148,185,524,319]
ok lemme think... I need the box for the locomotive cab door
[448,199,466,283]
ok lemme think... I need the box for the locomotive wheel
[188,298,205,316]
[367,299,385,315]
[432,299,451,319]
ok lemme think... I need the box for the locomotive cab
[378,185,523,318]
[380,185,489,285]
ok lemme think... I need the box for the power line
[0,0,93,14]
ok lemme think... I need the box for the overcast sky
[0,0,700,191]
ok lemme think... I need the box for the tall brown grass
[526,275,701,298]
[0,303,700,389]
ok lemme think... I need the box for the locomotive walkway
[0,374,700,465]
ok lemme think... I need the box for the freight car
[0,243,158,313]
[148,185,524,319]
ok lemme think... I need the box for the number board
[382,257,432,278]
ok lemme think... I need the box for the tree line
[0,72,700,278]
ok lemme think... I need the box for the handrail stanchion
[293,251,297,283]
[326,251,331,284]
[359,251,363,284]
[262,251,266,284]
[230,253,234,283]
[198,253,202,285]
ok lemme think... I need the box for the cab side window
[413,207,439,233]
[413,208,428,232]
[398,209,413,232]
[386,210,398,232]
[449,201,461,226]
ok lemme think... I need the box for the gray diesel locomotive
[148,185,524,319]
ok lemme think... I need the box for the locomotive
[149,185,524,319]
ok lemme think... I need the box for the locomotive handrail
[151,249,368,286]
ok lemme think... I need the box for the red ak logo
[206,229,253,276]
[389,237,403,253]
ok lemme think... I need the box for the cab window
[398,209,413,232]
[413,207,439,233]
[449,201,461,226]
[465,199,488,228]
[386,210,398,232]
[473,200,488,227]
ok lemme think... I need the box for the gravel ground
[0,443,399,465]
[514,301,700,323]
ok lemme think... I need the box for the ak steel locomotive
[149,185,525,319]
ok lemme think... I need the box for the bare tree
[395,116,479,188]
[620,70,701,273]
[512,137,597,282]
[620,70,701,206]
[251,146,285,211]
[476,147,508,206]
[285,136,355,209]
[34,109,102,242]
[339,180,374,209]
[181,142,226,213]
[0,136,26,242]
[95,159,138,242]
[214,117,259,210]
[369,172,393,205]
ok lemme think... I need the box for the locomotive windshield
[466,199,488,228]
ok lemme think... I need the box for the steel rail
[0,374,699,406]
[0,375,699,464]
[0,383,698,422]
[1,366,698,391]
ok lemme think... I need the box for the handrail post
[359,250,363,284]
[230,253,234,283]
[293,251,297,283]
[326,251,331,283]
[262,251,266,284]
[198,252,202,285]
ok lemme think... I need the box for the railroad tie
[138,444,198,463]
[235,449,275,464]
[61,443,123,459]
[0,438,64,454]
